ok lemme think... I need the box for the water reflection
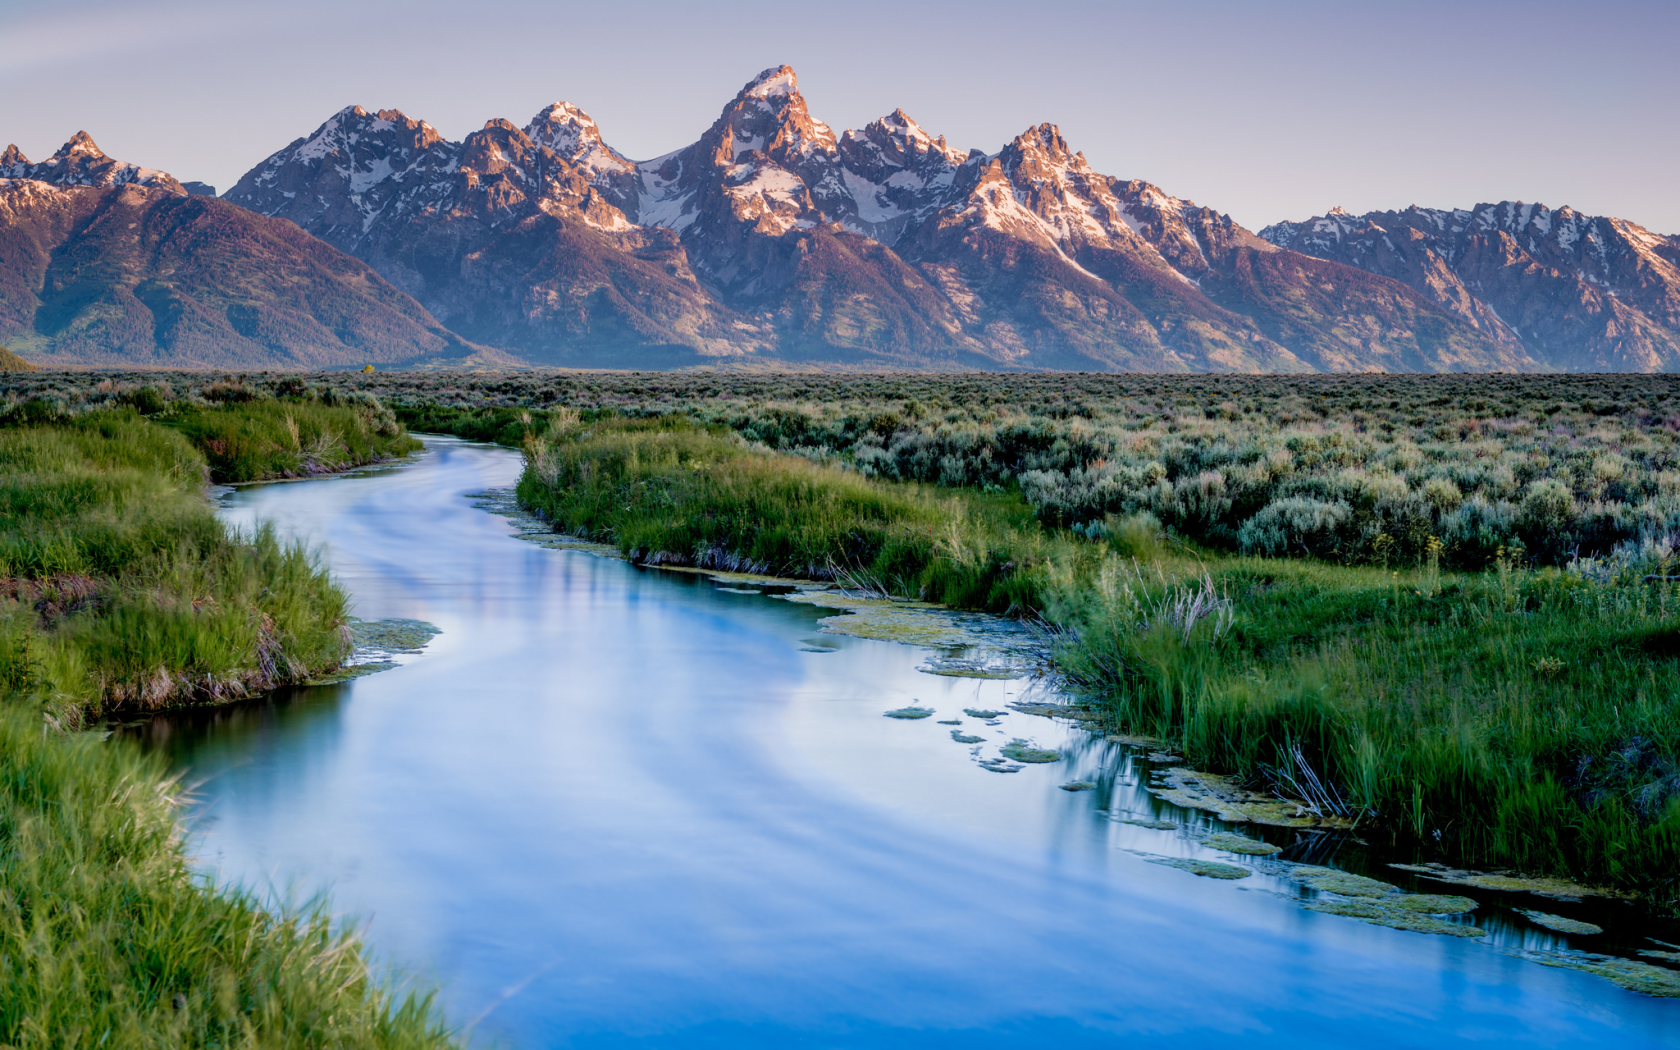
[126,437,1678,1048]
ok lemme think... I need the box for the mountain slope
[1261,203,1680,371]
[0,135,481,368]
[227,66,1523,373]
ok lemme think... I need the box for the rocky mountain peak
[61,131,103,157]
[0,131,183,193]
[741,65,799,100]
[709,64,835,164]
[524,102,630,175]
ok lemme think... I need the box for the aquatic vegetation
[349,617,441,654]
[1532,952,1680,997]
[977,758,1023,773]
[1146,856,1251,880]
[1305,899,1486,938]
[936,718,963,725]
[1060,780,1097,791]
[1518,910,1605,936]
[304,660,399,686]
[1391,894,1478,914]
[951,731,986,744]
[1000,739,1061,763]
[1387,864,1627,901]
[1147,768,1345,829]
[1295,867,1399,897]
[1201,833,1282,856]
[1119,818,1179,830]
[963,708,1003,719]
[919,655,1020,679]
[885,706,935,719]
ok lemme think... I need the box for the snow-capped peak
[742,65,798,100]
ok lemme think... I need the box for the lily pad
[1203,833,1282,856]
[1147,857,1250,880]
[884,706,935,719]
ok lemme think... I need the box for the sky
[2,0,1676,233]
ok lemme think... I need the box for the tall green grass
[1044,552,1680,899]
[0,706,452,1048]
[517,416,1065,612]
[0,409,350,726]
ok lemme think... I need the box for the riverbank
[505,413,1680,909]
[0,400,451,1045]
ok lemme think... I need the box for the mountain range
[3,66,1677,372]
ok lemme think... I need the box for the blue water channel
[126,437,1679,1048]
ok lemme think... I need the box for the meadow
[0,391,450,1046]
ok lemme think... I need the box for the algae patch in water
[935,719,962,725]
[963,708,1003,719]
[1387,862,1628,901]
[1119,818,1179,830]
[307,617,442,685]
[1000,739,1060,763]
[1060,780,1096,792]
[978,758,1023,773]
[1305,899,1486,938]
[884,706,935,719]
[1531,952,1680,997]
[348,617,440,654]
[1011,701,1101,722]
[1392,895,1478,914]
[950,730,985,744]
[304,661,398,687]
[919,655,1022,679]
[1147,767,1350,829]
[1147,857,1251,880]
[1202,833,1282,856]
[1519,910,1605,936]
[1295,867,1398,897]
[780,589,1037,654]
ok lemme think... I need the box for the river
[125,437,1678,1048]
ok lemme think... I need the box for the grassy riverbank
[515,413,1680,906]
[0,402,450,1045]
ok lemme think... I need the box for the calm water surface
[129,438,1679,1048]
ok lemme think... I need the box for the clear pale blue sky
[2,0,1676,233]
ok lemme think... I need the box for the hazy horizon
[3,0,1676,234]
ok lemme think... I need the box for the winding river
[126,437,1678,1048]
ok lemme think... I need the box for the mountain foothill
[3,66,1676,372]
